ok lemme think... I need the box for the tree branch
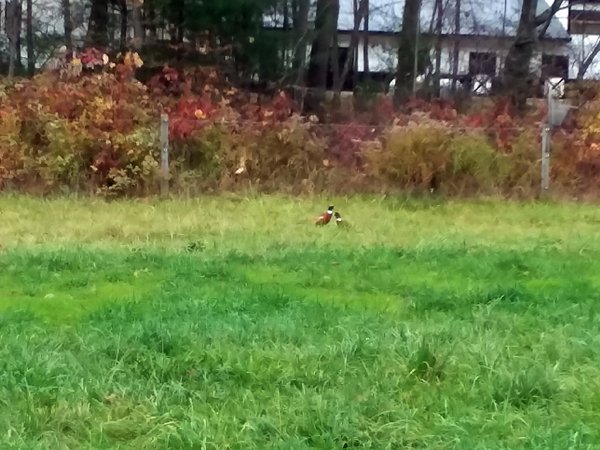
[535,0,565,26]
[579,38,600,79]
[535,0,568,39]
[334,0,368,95]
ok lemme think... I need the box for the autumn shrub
[223,116,329,193]
[322,122,380,168]
[0,106,24,188]
[4,46,600,198]
[363,114,517,195]
[497,129,541,197]
[364,118,451,192]
[24,115,89,190]
[97,125,160,196]
[0,50,159,195]
[446,132,502,194]
[170,124,230,193]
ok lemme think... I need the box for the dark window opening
[468,52,497,76]
[542,54,569,79]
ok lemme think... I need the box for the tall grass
[1,196,600,448]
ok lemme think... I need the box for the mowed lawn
[1,195,600,449]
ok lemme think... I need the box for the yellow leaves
[91,97,114,113]
[71,58,82,66]
[194,109,207,120]
[123,51,143,68]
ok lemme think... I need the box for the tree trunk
[283,0,290,29]
[87,0,110,48]
[131,0,144,50]
[15,0,23,71]
[433,0,443,96]
[175,1,184,44]
[306,0,337,88]
[503,0,563,112]
[305,0,338,113]
[146,0,157,42]
[503,0,538,113]
[6,0,20,78]
[119,0,128,51]
[26,0,34,76]
[292,0,310,85]
[62,0,73,51]
[363,0,369,78]
[352,0,360,88]
[331,0,341,104]
[394,0,421,106]
[577,39,600,80]
[334,0,367,103]
[331,38,340,99]
[451,0,460,91]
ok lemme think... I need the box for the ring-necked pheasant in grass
[334,212,349,228]
[315,205,334,226]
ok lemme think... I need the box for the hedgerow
[0,48,597,198]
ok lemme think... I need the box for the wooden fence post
[160,113,169,198]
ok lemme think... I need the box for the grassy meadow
[1,194,600,449]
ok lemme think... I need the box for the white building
[265,0,572,94]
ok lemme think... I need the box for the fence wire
[162,117,540,134]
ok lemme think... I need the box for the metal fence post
[160,113,169,198]
[541,125,550,198]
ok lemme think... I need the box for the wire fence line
[159,116,540,133]
[155,112,552,198]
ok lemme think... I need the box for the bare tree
[87,0,110,48]
[305,0,339,112]
[119,0,128,50]
[146,0,157,42]
[394,0,422,106]
[432,0,444,96]
[333,0,367,103]
[130,0,144,50]
[292,0,310,85]
[331,0,341,95]
[26,0,34,76]
[572,36,600,80]
[451,0,460,91]
[62,0,74,51]
[363,0,369,78]
[6,0,21,78]
[503,0,565,112]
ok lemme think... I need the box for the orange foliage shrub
[2,49,600,198]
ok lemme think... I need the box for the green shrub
[499,130,540,197]
[446,131,502,194]
[364,119,451,192]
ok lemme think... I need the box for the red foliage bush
[2,48,600,198]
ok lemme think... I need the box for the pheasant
[334,212,350,228]
[315,205,334,226]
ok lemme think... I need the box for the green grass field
[1,195,600,449]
